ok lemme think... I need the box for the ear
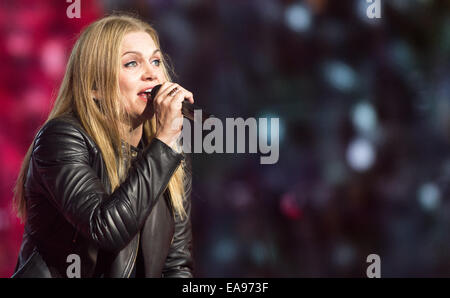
[92,83,105,113]
[92,89,100,101]
[92,89,103,112]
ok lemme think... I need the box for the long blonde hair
[14,14,188,221]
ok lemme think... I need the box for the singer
[11,14,194,278]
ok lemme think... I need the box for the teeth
[144,88,152,93]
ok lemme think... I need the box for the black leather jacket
[12,113,194,278]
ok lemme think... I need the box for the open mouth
[138,88,152,101]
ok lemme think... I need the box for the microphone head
[149,84,162,101]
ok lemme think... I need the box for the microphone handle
[182,101,213,122]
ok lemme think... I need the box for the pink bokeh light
[0,0,103,277]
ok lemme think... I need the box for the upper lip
[138,85,156,94]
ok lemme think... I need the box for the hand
[153,82,194,147]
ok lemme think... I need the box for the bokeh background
[1,0,450,277]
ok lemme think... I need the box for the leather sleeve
[162,168,194,278]
[31,118,183,253]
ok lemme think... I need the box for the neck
[122,122,143,147]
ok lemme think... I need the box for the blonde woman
[12,14,194,278]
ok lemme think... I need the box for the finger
[158,82,176,95]
[155,82,177,104]
[161,83,180,98]
[169,89,186,110]
[168,86,194,105]
[160,84,181,107]
[175,87,194,104]
[184,91,194,104]
[161,87,184,111]
[158,83,193,105]
[168,87,181,97]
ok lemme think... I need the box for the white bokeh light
[346,138,376,171]
[351,102,378,134]
[284,4,312,33]
[323,61,357,92]
[418,182,441,211]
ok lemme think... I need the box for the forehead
[120,31,157,55]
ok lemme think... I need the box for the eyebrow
[122,49,161,57]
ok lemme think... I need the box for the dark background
[1,0,450,277]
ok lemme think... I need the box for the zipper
[166,161,181,248]
[126,232,140,278]
[160,161,182,200]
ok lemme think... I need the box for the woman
[12,14,194,278]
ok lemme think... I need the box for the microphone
[148,84,213,123]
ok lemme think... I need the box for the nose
[141,61,157,81]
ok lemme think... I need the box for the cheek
[117,74,134,110]
[154,66,167,82]
[119,73,133,94]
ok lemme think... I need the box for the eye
[151,59,161,67]
[124,61,137,67]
